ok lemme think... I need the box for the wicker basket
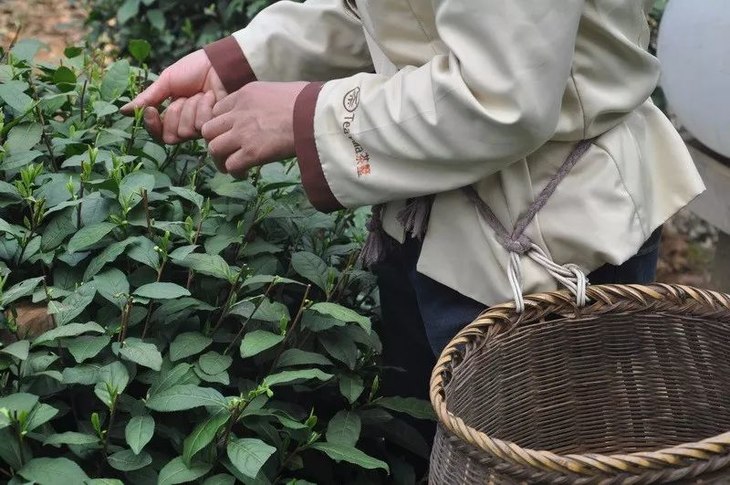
[429,284,730,484]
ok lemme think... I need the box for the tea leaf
[311,442,389,472]
[125,415,155,455]
[240,330,284,358]
[226,438,276,479]
[146,384,226,412]
[158,456,212,485]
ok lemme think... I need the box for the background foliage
[83,0,275,71]
[0,41,431,484]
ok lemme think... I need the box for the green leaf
[53,66,77,91]
[66,335,110,363]
[146,385,225,412]
[6,123,43,154]
[291,252,329,292]
[25,403,59,431]
[0,427,30,470]
[326,410,361,447]
[11,39,46,62]
[241,274,303,288]
[67,222,116,253]
[158,456,212,485]
[134,282,190,300]
[119,172,155,207]
[226,438,276,479]
[100,60,130,101]
[339,373,364,404]
[128,39,151,62]
[310,302,371,333]
[95,361,130,407]
[208,174,256,201]
[311,442,389,471]
[194,366,229,385]
[203,475,236,485]
[62,364,102,385]
[0,340,30,360]
[240,330,284,358]
[44,432,99,447]
[119,338,162,371]
[198,351,233,375]
[263,369,333,388]
[54,283,98,325]
[93,268,129,308]
[275,349,334,368]
[19,457,89,485]
[117,0,141,24]
[183,410,229,466]
[169,186,204,209]
[148,362,194,396]
[107,449,152,472]
[86,480,124,485]
[125,415,155,455]
[0,83,34,113]
[127,236,160,269]
[118,171,155,208]
[169,332,212,362]
[93,100,118,118]
[173,253,232,281]
[319,331,358,370]
[376,396,436,421]
[32,322,105,347]
[1,276,44,306]
[83,237,139,280]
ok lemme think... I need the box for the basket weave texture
[429,284,730,484]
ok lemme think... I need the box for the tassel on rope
[360,204,388,268]
[396,195,435,241]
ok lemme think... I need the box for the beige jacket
[204,0,705,306]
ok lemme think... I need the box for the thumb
[121,71,171,115]
[142,107,164,142]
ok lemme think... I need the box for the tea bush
[84,0,273,71]
[0,41,432,484]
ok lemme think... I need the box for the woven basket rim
[429,283,730,478]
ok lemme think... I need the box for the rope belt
[361,138,596,312]
[461,138,595,312]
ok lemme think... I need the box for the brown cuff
[203,36,256,94]
[294,82,344,213]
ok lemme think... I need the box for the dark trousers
[373,228,663,450]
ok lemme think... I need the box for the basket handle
[461,138,595,312]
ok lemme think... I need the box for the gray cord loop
[463,139,595,312]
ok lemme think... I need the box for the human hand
[201,81,308,178]
[121,49,227,143]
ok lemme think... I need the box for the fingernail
[121,102,133,112]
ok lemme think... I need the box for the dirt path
[0,0,86,62]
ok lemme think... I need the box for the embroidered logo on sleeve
[343,87,361,112]
[341,87,371,177]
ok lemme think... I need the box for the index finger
[121,71,172,115]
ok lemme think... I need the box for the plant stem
[224,281,276,355]
[210,269,245,337]
[118,300,131,343]
[141,303,154,340]
[76,185,84,229]
[268,285,310,373]
[142,189,152,237]
[79,79,88,123]
[15,422,26,467]
[185,217,205,290]
[102,398,117,456]
[0,24,21,64]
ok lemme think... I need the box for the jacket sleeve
[204,0,373,93]
[293,0,586,212]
